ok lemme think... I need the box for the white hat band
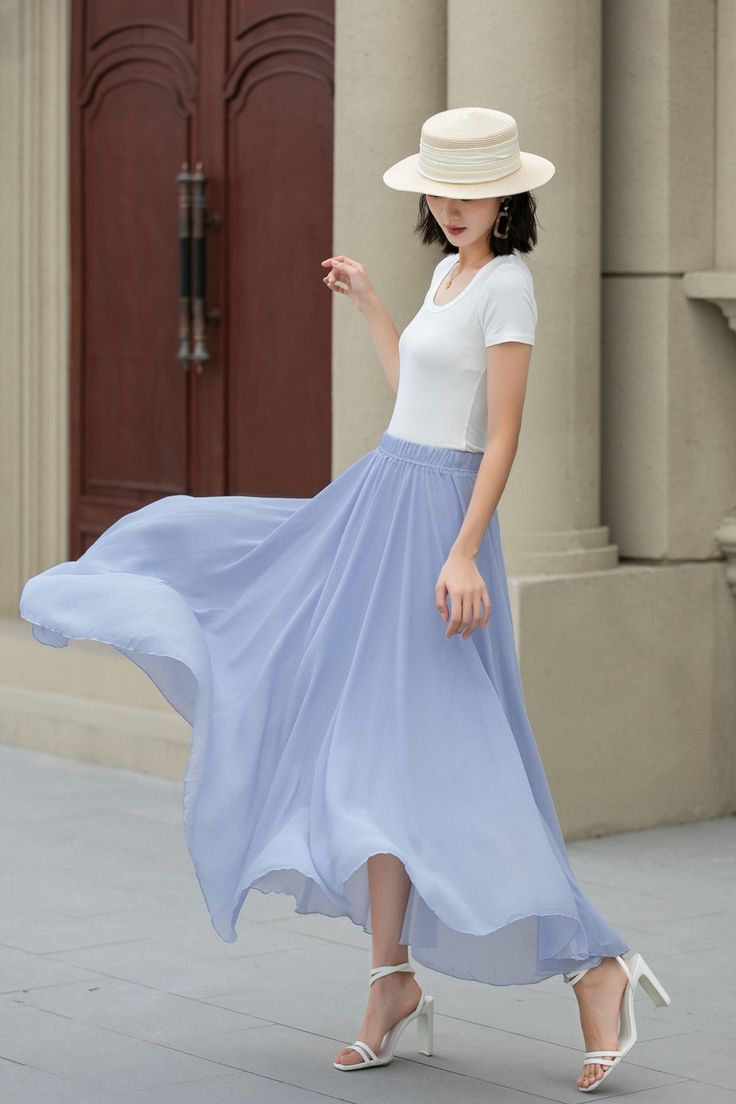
[417,133,522,184]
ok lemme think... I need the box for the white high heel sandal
[564,952,671,1092]
[333,960,434,1070]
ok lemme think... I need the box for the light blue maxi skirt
[18,430,629,986]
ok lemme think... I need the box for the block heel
[416,992,434,1055]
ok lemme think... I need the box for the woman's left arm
[436,341,532,638]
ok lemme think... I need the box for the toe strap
[583,1050,623,1066]
[347,1039,378,1063]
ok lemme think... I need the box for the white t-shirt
[385,248,537,452]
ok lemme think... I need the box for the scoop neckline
[427,252,507,311]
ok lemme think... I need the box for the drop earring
[493,199,511,239]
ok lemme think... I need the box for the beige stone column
[0,0,70,615]
[332,0,446,472]
[715,0,736,271]
[712,0,736,594]
[603,0,736,562]
[447,0,617,575]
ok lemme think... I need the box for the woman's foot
[333,968,423,1066]
[571,956,629,1090]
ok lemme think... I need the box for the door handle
[176,160,219,373]
[190,161,210,374]
[176,162,193,371]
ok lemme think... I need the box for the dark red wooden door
[70,0,334,555]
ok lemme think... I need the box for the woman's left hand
[435,550,492,639]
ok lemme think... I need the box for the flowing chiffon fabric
[19,430,629,985]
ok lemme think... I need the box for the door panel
[224,10,334,495]
[70,0,334,554]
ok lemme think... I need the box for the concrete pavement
[0,741,734,1103]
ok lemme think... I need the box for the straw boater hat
[383,106,555,199]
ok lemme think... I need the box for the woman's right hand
[320,255,376,314]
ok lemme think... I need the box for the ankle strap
[369,961,414,985]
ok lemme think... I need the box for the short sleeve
[480,268,537,348]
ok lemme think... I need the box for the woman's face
[425,194,503,250]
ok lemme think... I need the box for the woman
[19,107,670,1093]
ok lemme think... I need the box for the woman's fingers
[321,257,356,296]
[462,591,485,639]
[443,587,491,638]
[320,256,374,308]
[435,580,449,621]
[321,255,358,271]
[437,560,491,639]
[322,267,349,293]
[444,590,464,638]
[460,594,475,638]
[320,259,341,288]
[322,273,343,292]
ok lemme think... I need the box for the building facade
[1,0,735,838]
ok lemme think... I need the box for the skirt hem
[223,849,630,988]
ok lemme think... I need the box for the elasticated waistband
[377,431,484,473]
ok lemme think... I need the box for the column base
[513,526,619,575]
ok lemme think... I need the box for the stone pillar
[712,0,736,593]
[447,0,617,575]
[332,0,446,473]
[601,0,736,562]
[715,0,736,271]
[0,0,70,615]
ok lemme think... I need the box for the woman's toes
[334,1047,363,1065]
[578,1061,605,1088]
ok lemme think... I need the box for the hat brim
[382,150,555,198]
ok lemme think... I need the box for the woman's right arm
[360,291,400,395]
[321,255,400,395]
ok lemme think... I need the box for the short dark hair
[414,192,539,257]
